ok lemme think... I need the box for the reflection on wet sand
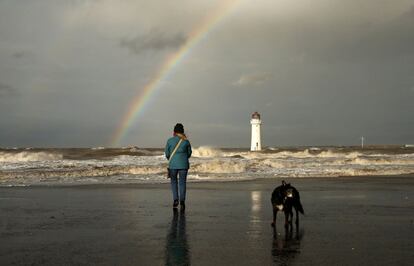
[272,226,303,265]
[165,209,190,266]
[249,191,263,240]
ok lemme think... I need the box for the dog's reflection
[165,209,190,266]
[271,225,303,265]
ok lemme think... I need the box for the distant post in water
[250,112,262,151]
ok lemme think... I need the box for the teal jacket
[165,135,192,169]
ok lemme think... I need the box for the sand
[1,176,413,265]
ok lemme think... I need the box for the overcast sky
[1,0,413,148]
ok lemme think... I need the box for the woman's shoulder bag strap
[169,138,183,161]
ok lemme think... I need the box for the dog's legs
[289,210,294,232]
[284,211,289,230]
[284,225,289,241]
[295,208,300,240]
[295,207,299,228]
[271,206,277,227]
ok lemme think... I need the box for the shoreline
[1,174,413,189]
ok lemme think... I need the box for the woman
[165,123,192,209]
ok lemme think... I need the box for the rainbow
[110,0,241,146]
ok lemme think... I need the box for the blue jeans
[169,169,188,202]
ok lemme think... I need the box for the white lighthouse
[250,112,262,151]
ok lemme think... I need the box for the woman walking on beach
[165,123,192,209]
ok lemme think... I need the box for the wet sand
[1,176,413,265]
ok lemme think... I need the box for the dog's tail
[293,187,305,214]
[297,201,305,215]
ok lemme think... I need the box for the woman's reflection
[165,209,190,266]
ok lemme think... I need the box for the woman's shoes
[173,200,179,208]
[173,200,185,210]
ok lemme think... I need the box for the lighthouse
[250,112,262,151]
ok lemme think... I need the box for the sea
[0,146,413,186]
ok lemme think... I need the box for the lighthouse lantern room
[250,112,262,151]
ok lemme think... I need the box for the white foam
[317,151,363,158]
[260,159,287,168]
[128,166,164,175]
[1,148,413,186]
[192,160,246,174]
[0,151,62,162]
[192,146,222,158]
[270,149,364,159]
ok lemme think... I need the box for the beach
[1,176,413,265]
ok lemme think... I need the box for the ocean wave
[320,167,412,177]
[260,159,288,168]
[350,157,414,165]
[271,149,364,158]
[192,146,222,158]
[0,165,165,179]
[1,146,413,186]
[192,160,246,173]
[317,150,363,158]
[0,151,63,162]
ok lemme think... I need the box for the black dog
[271,180,304,228]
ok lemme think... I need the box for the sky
[0,0,413,148]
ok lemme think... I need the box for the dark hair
[174,123,184,134]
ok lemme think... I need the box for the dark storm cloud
[0,118,113,148]
[361,6,414,59]
[0,0,413,147]
[288,5,414,63]
[120,30,187,54]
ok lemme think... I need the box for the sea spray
[192,146,222,158]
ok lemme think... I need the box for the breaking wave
[192,160,246,173]
[192,146,222,158]
[0,151,62,162]
[243,149,364,159]
[0,146,413,186]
